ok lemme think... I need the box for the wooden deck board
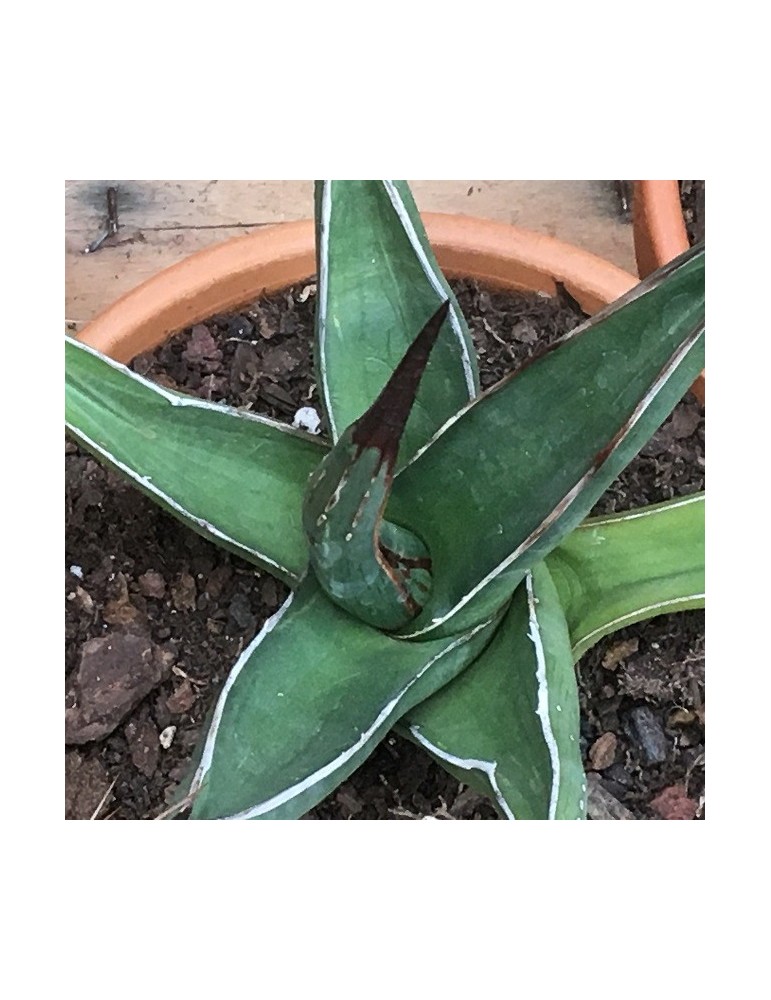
[65,180,636,327]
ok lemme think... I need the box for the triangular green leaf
[401,493,704,818]
[404,562,585,819]
[315,180,478,466]
[185,575,499,819]
[548,492,705,659]
[389,246,705,639]
[65,337,327,585]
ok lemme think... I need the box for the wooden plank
[65,180,313,232]
[411,180,634,273]
[65,180,636,327]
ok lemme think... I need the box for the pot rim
[632,180,689,279]
[77,213,637,364]
[632,181,703,404]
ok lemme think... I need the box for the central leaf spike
[303,301,449,630]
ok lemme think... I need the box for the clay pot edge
[632,181,689,279]
[632,181,704,404]
[77,214,637,364]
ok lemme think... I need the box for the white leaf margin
[188,601,496,820]
[316,180,478,442]
[66,336,326,581]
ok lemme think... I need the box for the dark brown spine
[351,300,450,468]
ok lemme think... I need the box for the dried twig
[153,790,198,821]
[83,186,120,254]
[89,777,118,820]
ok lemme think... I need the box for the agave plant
[65,180,705,820]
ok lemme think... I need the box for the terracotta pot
[632,181,704,404]
[77,214,638,363]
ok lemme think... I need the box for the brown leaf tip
[352,300,450,466]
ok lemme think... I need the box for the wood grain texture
[65,180,636,327]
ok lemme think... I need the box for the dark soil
[65,278,705,820]
[679,180,705,246]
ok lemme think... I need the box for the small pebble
[588,732,617,770]
[138,570,166,599]
[585,774,635,821]
[627,705,669,764]
[292,406,321,434]
[72,586,95,614]
[159,725,177,750]
[649,784,698,820]
[228,592,256,632]
[228,315,254,338]
[166,679,196,715]
[602,638,639,671]
[65,631,171,745]
[171,572,197,612]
